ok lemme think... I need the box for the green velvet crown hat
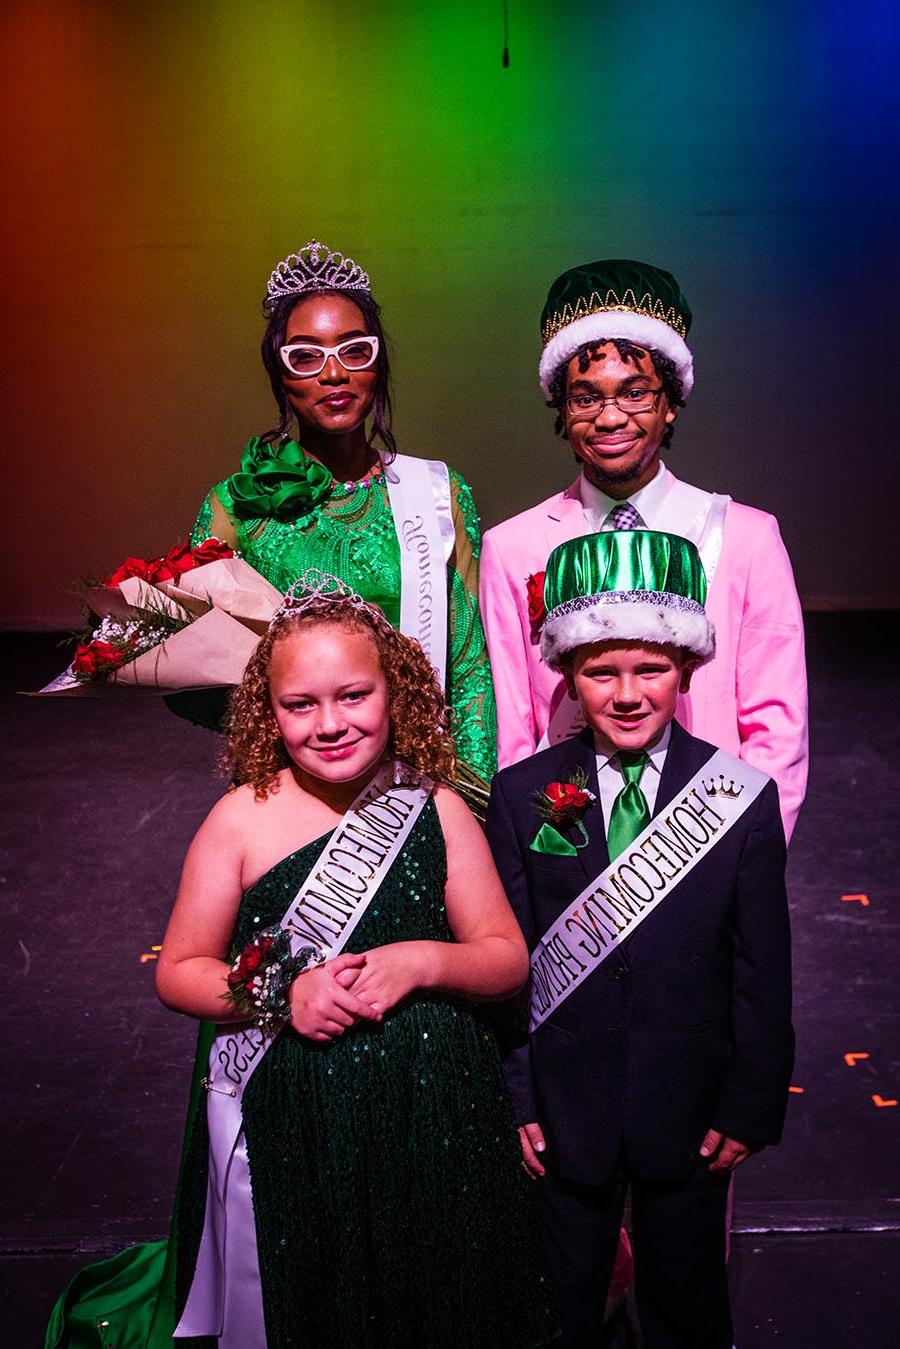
[539,258,694,398]
[540,530,715,671]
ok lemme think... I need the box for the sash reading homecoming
[530,752,767,1030]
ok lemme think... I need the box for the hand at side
[699,1128,761,1172]
[519,1123,547,1178]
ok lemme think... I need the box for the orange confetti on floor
[789,1086,805,1094]
[871,1095,897,1108]
[841,893,870,906]
[843,1052,869,1066]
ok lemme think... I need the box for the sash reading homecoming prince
[176,765,433,1345]
[529,749,767,1031]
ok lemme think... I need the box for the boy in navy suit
[486,530,794,1349]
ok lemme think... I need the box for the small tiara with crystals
[264,240,371,315]
[271,569,389,627]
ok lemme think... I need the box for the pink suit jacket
[480,468,808,839]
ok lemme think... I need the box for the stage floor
[4,615,899,1347]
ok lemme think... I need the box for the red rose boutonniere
[542,776,595,825]
[530,768,596,856]
[526,571,546,629]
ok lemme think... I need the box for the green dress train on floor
[46,800,555,1349]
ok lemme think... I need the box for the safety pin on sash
[201,1076,237,1097]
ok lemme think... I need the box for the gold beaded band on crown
[541,288,688,347]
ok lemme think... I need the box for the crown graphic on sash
[703,775,745,799]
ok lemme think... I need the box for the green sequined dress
[191,458,497,780]
[172,798,553,1349]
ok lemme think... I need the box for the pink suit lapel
[543,478,587,559]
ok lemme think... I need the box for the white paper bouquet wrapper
[37,557,283,696]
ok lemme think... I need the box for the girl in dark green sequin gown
[173,799,550,1348]
[156,588,554,1348]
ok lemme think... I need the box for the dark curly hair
[225,601,455,799]
[546,337,685,451]
[259,288,397,459]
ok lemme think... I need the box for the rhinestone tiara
[271,569,389,627]
[264,240,371,315]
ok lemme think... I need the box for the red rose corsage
[224,925,324,1031]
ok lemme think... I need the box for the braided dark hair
[546,337,685,451]
[259,288,397,459]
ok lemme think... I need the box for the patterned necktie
[607,751,650,859]
[602,501,643,531]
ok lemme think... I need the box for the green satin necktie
[606,750,650,860]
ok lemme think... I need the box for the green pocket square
[529,822,578,857]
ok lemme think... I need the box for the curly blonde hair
[225,601,457,798]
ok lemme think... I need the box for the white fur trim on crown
[539,311,694,398]
[540,597,715,671]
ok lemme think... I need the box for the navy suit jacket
[486,720,794,1186]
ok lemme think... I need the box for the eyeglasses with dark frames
[565,387,663,418]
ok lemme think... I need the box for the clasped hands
[517,1123,760,1179]
[288,943,421,1043]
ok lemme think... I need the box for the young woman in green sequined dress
[153,590,553,1347]
[188,241,496,785]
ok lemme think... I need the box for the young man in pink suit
[480,259,808,838]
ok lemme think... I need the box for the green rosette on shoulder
[226,437,334,522]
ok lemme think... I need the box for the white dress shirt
[594,722,671,838]
[579,460,672,533]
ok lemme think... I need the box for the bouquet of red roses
[39,539,283,696]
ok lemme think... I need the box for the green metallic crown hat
[539,258,694,398]
[540,530,715,671]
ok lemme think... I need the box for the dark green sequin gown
[173,799,554,1349]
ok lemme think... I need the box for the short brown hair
[225,601,456,798]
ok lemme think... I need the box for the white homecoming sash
[537,489,731,751]
[385,455,454,688]
[529,749,765,1031]
[176,763,433,1343]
